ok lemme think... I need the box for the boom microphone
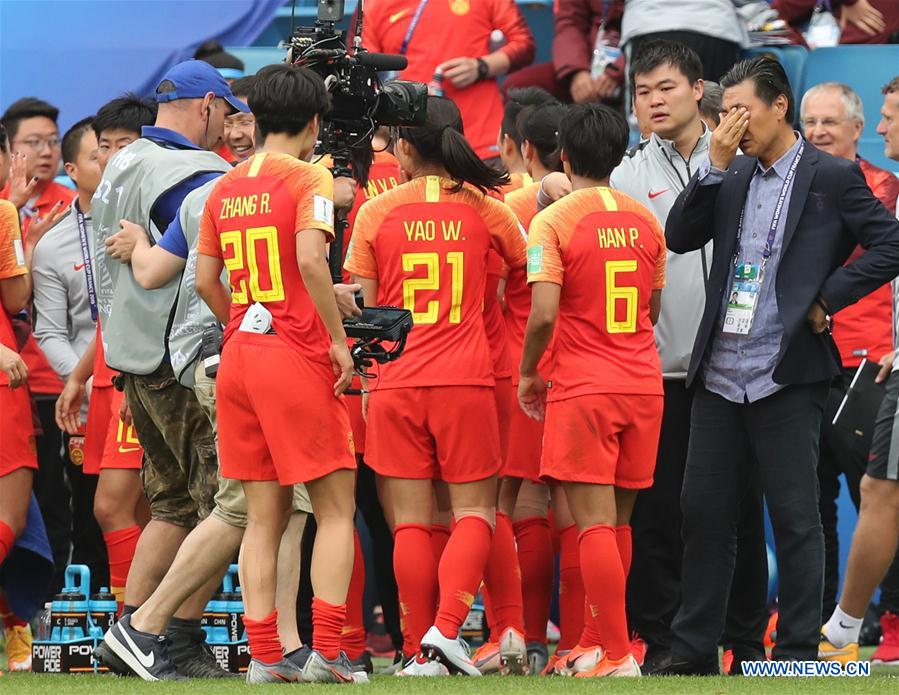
[354,52,408,72]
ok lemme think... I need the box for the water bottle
[222,564,244,642]
[35,603,52,641]
[205,594,230,644]
[428,69,444,97]
[50,565,92,641]
[89,589,118,637]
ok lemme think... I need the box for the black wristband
[476,58,489,81]
[816,296,830,314]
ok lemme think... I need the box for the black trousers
[672,382,828,662]
[628,381,768,656]
[819,369,899,616]
[630,30,741,82]
[31,397,108,599]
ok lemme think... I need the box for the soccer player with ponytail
[345,96,527,677]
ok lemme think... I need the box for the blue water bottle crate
[32,565,109,673]
[203,563,250,674]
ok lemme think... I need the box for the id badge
[723,263,761,335]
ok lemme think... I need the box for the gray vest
[91,138,229,374]
[169,177,224,387]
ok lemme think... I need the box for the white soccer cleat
[421,625,482,676]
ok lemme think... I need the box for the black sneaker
[93,639,132,676]
[102,614,183,681]
[166,621,237,679]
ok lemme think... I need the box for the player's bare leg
[93,468,149,532]
[303,469,357,681]
[276,511,308,654]
[124,521,190,607]
[0,469,33,559]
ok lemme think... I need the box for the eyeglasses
[13,136,61,152]
[801,118,852,129]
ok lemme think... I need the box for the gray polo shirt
[32,204,94,379]
[701,136,804,403]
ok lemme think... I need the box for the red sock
[616,525,633,579]
[557,524,584,651]
[0,520,14,567]
[103,525,141,609]
[483,513,524,635]
[0,593,26,629]
[580,598,603,648]
[431,524,451,564]
[435,516,493,638]
[341,529,367,659]
[579,525,630,660]
[394,524,437,654]
[481,585,496,638]
[548,508,561,556]
[313,597,347,661]
[244,610,283,664]
[514,516,553,645]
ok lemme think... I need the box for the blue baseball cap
[155,59,249,113]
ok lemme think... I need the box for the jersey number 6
[605,259,638,333]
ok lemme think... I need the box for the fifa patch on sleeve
[527,246,543,274]
[13,239,25,267]
[313,195,334,226]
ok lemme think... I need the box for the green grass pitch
[1,653,897,693]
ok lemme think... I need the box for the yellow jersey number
[401,251,464,325]
[220,226,286,304]
[605,259,638,333]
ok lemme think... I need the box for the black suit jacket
[666,141,899,388]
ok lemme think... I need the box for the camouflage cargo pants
[122,361,218,527]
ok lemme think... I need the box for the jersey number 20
[221,226,285,304]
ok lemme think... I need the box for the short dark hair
[1,97,60,142]
[559,103,629,181]
[0,123,7,153]
[93,93,157,139]
[62,117,95,165]
[883,76,899,95]
[249,64,329,138]
[229,75,256,101]
[721,56,795,123]
[194,40,245,72]
[501,87,557,144]
[518,102,567,172]
[399,96,508,194]
[629,39,703,90]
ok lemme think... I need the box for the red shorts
[494,377,512,466]
[503,390,544,482]
[366,385,501,483]
[84,386,143,475]
[0,385,37,476]
[540,393,663,489]
[216,333,356,485]
[346,376,365,456]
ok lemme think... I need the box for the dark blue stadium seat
[801,45,899,173]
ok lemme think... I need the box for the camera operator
[90,59,242,679]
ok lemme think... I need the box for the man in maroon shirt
[775,0,899,45]
[801,81,899,658]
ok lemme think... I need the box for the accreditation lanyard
[733,139,805,273]
[400,0,430,56]
[75,200,98,322]
[723,139,804,335]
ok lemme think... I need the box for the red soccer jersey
[344,151,402,279]
[831,158,899,367]
[361,0,535,160]
[499,172,534,199]
[0,200,27,387]
[484,249,511,378]
[197,152,335,363]
[345,175,527,388]
[502,182,542,382]
[527,186,666,400]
